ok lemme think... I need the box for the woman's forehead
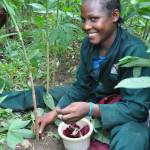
[81,0,107,15]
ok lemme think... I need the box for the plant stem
[52,0,59,88]
[143,19,148,40]
[2,0,39,141]
[52,47,56,88]
[46,0,49,94]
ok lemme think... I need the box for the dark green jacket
[58,27,150,129]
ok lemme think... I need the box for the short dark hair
[82,0,124,24]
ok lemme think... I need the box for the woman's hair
[82,0,124,24]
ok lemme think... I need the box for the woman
[37,0,150,149]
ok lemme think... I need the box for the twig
[46,0,49,94]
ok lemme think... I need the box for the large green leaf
[92,128,110,145]
[11,129,35,139]
[49,26,59,46]
[29,3,45,10]
[59,26,68,50]
[27,49,39,60]
[9,119,30,130]
[138,2,150,8]
[7,131,24,149]
[122,58,150,67]
[43,94,55,110]
[31,108,44,119]
[115,77,150,89]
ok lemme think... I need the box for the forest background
[0,0,150,149]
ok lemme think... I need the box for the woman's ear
[112,9,120,23]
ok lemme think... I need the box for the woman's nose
[82,21,92,31]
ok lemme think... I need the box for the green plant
[0,119,34,149]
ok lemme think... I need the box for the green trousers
[0,86,149,150]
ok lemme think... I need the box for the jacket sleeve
[57,38,98,109]
[99,43,150,129]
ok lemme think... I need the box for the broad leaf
[115,77,150,89]
[92,128,110,145]
[122,59,150,67]
[9,119,30,130]
[27,49,39,60]
[31,108,44,119]
[29,3,45,10]
[7,131,24,149]
[43,94,55,110]
[49,26,59,46]
[133,67,142,77]
[59,26,68,50]
[11,129,35,139]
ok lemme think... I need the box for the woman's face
[81,0,117,45]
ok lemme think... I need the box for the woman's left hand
[56,102,90,124]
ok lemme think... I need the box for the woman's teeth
[88,32,97,37]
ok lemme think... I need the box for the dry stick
[2,0,39,141]
[46,41,49,93]
[52,48,56,88]
[46,0,49,94]
[29,73,39,141]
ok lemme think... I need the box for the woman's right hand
[33,107,58,137]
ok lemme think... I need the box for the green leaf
[43,94,55,110]
[9,119,30,130]
[138,2,150,8]
[7,131,24,149]
[0,96,7,104]
[54,119,62,126]
[0,78,5,94]
[58,26,68,50]
[0,33,17,39]
[29,3,45,10]
[11,129,35,139]
[31,108,44,119]
[63,23,78,29]
[133,67,142,77]
[92,128,110,145]
[122,58,150,67]
[49,26,59,46]
[91,118,101,129]
[27,49,39,60]
[118,56,139,62]
[147,48,150,53]
[115,77,150,89]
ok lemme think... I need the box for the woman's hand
[56,102,90,124]
[33,107,58,137]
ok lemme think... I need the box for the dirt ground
[15,124,66,150]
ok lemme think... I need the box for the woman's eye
[81,18,85,23]
[91,18,98,22]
